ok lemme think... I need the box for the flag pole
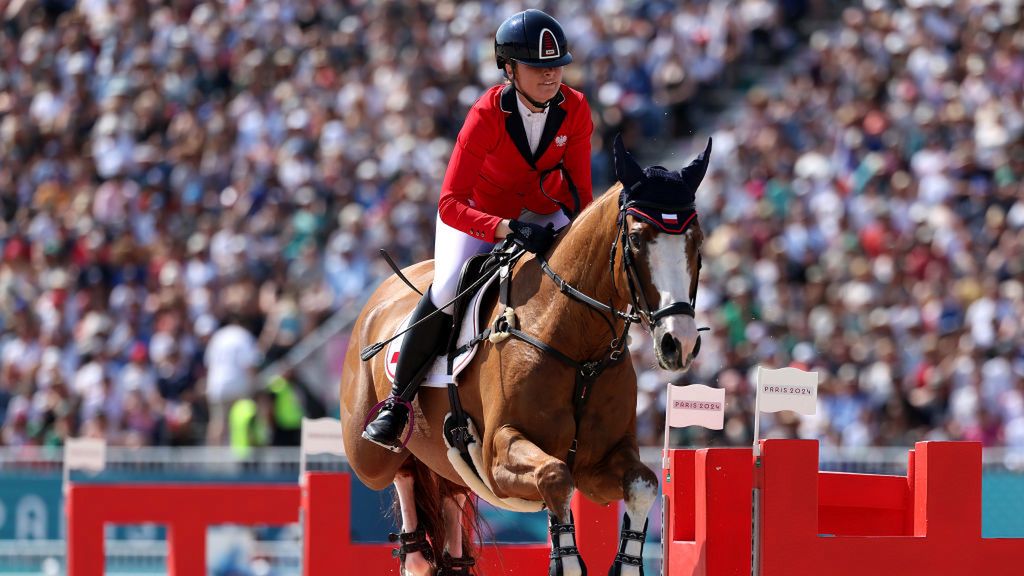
[753,367,762,458]
[752,366,763,576]
[299,418,308,486]
[663,391,671,471]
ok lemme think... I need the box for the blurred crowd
[0,0,810,450]
[638,0,1024,455]
[11,0,1023,458]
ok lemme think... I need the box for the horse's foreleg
[393,472,434,576]
[610,465,657,576]
[491,426,587,576]
[580,444,658,576]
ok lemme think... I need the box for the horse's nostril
[660,333,678,358]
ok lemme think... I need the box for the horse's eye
[628,233,642,248]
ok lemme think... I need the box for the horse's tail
[395,457,484,567]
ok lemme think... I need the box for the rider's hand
[507,220,556,254]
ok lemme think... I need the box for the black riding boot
[363,288,452,451]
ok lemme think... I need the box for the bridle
[535,183,706,364]
[617,195,701,331]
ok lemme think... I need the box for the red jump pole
[66,474,627,576]
[759,439,1024,576]
[66,484,301,576]
[301,472,618,575]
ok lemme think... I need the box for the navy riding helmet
[495,9,573,70]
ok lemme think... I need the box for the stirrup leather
[389,526,434,564]
[437,551,476,575]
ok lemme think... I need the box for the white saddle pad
[384,273,500,388]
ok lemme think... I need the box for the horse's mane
[563,181,623,233]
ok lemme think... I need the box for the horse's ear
[613,133,644,190]
[679,137,712,194]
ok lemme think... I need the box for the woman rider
[363,9,594,451]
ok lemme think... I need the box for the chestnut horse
[340,136,710,576]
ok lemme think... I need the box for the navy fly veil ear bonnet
[613,134,712,234]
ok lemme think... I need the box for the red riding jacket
[438,83,594,242]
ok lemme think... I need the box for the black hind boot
[363,288,452,451]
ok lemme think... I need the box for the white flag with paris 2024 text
[757,366,818,415]
[667,384,725,430]
[64,438,106,473]
[301,417,345,457]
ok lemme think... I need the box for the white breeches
[430,210,569,313]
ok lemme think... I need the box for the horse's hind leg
[437,492,476,575]
[491,426,586,576]
[394,472,434,576]
[444,493,466,558]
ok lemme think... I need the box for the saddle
[382,246,514,389]
[448,251,500,345]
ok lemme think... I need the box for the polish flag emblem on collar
[662,213,679,224]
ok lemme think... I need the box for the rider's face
[508,62,563,106]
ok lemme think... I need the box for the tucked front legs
[491,425,587,576]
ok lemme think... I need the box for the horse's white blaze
[647,232,699,356]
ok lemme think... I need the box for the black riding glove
[507,220,556,254]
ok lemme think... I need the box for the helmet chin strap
[511,71,553,110]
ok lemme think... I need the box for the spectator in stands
[1,0,1018,455]
[229,388,274,460]
[204,313,261,445]
[650,0,1023,451]
[265,372,305,447]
